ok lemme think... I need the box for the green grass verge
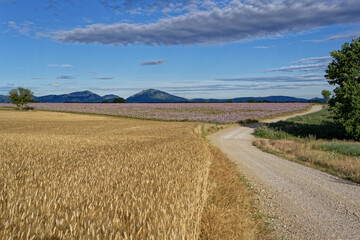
[317,142,360,156]
[254,107,348,140]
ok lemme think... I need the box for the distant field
[0,102,311,123]
[0,110,267,239]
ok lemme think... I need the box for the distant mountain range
[0,89,325,103]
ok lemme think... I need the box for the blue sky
[1,0,360,99]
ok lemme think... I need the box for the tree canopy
[321,90,331,103]
[325,37,360,139]
[111,97,126,103]
[9,87,34,110]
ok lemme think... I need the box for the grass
[200,147,273,240]
[253,107,360,183]
[255,106,348,140]
[0,108,268,239]
[317,142,360,156]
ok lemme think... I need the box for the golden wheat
[0,110,212,239]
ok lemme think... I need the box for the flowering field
[0,102,311,123]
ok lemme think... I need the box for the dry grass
[253,139,360,183]
[200,147,272,240]
[0,110,212,239]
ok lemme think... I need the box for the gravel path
[208,105,360,239]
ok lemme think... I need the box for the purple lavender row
[0,102,310,123]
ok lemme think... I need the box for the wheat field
[0,110,213,239]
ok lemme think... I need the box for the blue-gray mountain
[126,89,188,103]
[0,89,325,103]
[0,95,9,103]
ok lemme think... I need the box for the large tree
[9,87,34,110]
[325,37,360,139]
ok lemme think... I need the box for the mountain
[308,97,326,102]
[233,96,309,102]
[35,91,105,103]
[1,89,325,103]
[102,94,120,102]
[126,89,188,103]
[191,96,311,103]
[0,95,9,103]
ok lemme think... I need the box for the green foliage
[318,142,360,156]
[254,125,295,140]
[247,99,256,103]
[111,97,126,103]
[325,37,360,140]
[8,87,34,110]
[254,107,348,140]
[237,119,259,125]
[101,100,109,103]
[321,90,331,103]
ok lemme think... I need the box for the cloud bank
[216,74,325,82]
[54,0,360,46]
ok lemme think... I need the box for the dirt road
[208,105,360,239]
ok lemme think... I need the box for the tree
[111,97,126,103]
[325,37,360,139]
[101,100,109,103]
[321,90,331,103]
[9,87,34,110]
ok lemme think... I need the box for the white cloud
[8,21,31,35]
[264,64,327,73]
[54,0,360,46]
[294,56,332,64]
[216,74,326,82]
[311,30,360,42]
[48,64,74,68]
[253,46,270,49]
[94,77,113,80]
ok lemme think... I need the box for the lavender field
[0,102,311,123]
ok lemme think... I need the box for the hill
[191,96,311,103]
[0,95,9,103]
[35,91,119,103]
[126,89,188,103]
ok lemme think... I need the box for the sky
[1,0,360,99]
